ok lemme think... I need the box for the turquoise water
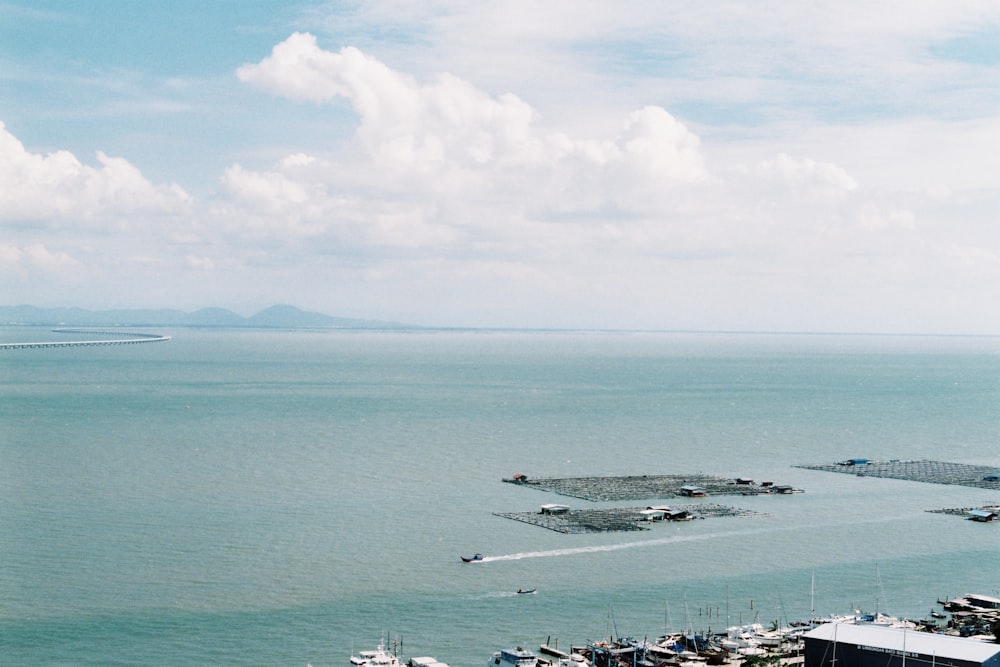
[1,328,998,665]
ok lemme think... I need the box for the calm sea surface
[1,328,998,665]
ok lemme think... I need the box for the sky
[2,1,999,332]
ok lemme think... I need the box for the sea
[0,326,998,666]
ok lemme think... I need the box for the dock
[493,503,764,533]
[795,459,1000,490]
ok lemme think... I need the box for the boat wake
[480,530,734,562]
[478,515,911,564]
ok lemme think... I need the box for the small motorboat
[461,553,483,563]
[930,610,946,619]
[516,588,536,595]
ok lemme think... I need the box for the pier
[795,459,1000,491]
[0,329,171,350]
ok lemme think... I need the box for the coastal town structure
[803,623,1000,667]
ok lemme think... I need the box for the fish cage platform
[795,459,1000,490]
[501,474,776,501]
[493,503,764,533]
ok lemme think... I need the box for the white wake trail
[480,530,732,562]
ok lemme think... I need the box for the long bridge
[0,328,171,350]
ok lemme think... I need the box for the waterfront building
[803,623,1000,667]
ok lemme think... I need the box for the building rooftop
[805,623,1000,662]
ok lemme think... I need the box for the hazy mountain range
[0,304,412,329]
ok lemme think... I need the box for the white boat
[723,622,795,648]
[351,643,403,667]
[488,647,538,667]
[718,627,762,653]
[410,656,450,667]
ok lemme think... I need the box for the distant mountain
[0,304,412,329]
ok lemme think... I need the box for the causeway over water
[0,328,171,349]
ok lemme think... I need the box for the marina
[552,595,991,666]
[394,599,1000,667]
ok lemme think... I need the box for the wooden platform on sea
[493,503,764,533]
[502,474,774,501]
[794,459,1000,490]
[926,504,1000,520]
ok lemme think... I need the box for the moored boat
[351,643,403,667]
[488,646,539,667]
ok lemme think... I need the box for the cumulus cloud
[23,243,79,268]
[5,4,1000,332]
[0,122,191,224]
[227,34,709,254]
[226,33,980,319]
[236,34,704,185]
[0,242,79,271]
[755,153,858,193]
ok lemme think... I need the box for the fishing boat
[351,643,403,667]
[488,646,538,667]
[461,553,483,563]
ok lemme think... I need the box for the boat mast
[810,571,816,618]
[725,583,730,630]
[830,621,837,667]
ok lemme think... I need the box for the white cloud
[0,242,23,267]
[218,32,1000,331]
[236,35,704,186]
[754,153,858,193]
[859,205,916,230]
[185,255,215,270]
[0,242,80,270]
[226,36,709,258]
[6,2,1000,332]
[0,121,191,224]
[23,243,79,268]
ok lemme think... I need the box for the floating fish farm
[493,503,764,534]
[795,459,1000,490]
[501,474,769,501]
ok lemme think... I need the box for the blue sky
[2,1,999,332]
